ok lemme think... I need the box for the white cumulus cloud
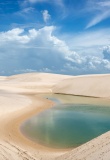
[0,26,110,75]
[0,28,30,44]
[103,45,110,60]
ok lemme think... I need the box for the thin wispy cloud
[27,0,48,3]
[86,10,110,29]
[16,7,35,16]
[24,0,64,6]
[55,0,65,8]
[22,0,66,17]
[86,0,110,29]
[98,1,110,7]
[68,29,110,47]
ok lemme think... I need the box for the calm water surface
[21,94,110,149]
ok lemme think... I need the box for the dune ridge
[0,73,110,160]
[53,74,110,98]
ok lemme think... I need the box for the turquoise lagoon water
[21,95,110,149]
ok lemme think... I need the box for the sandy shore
[1,73,110,160]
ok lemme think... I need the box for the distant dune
[53,74,110,98]
[0,73,71,93]
[0,73,110,160]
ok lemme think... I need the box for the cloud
[86,0,110,29]
[73,29,110,47]
[0,28,30,44]
[28,0,47,3]
[42,10,51,23]
[0,26,110,76]
[23,0,65,9]
[103,45,110,60]
[19,0,76,22]
[60,28,110,59]
[86,10,110,29]
[25,0,64,6]
[98,1,110,7]
[20,7,35,14]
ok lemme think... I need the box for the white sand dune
[55,131,110,160]
[53,74,110,98]
[0,73,110,160]
[0,73,70,93]
[0,92,31,115]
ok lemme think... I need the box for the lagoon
[21,94,110,149]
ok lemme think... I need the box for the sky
[0,0,110,75]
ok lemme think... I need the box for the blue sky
[0,0,110,75]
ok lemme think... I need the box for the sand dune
[53,74,110,98]
[0,92,31,115]
[0,76,7,81]
[0,73,110,160]
[55,131,110,160]
[0,73,71,93]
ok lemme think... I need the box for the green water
[21,95,110,149]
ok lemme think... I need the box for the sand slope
[0,73,71,93]
[53,74,110,98]
[56,131,110,160]
[0,73,110,160]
